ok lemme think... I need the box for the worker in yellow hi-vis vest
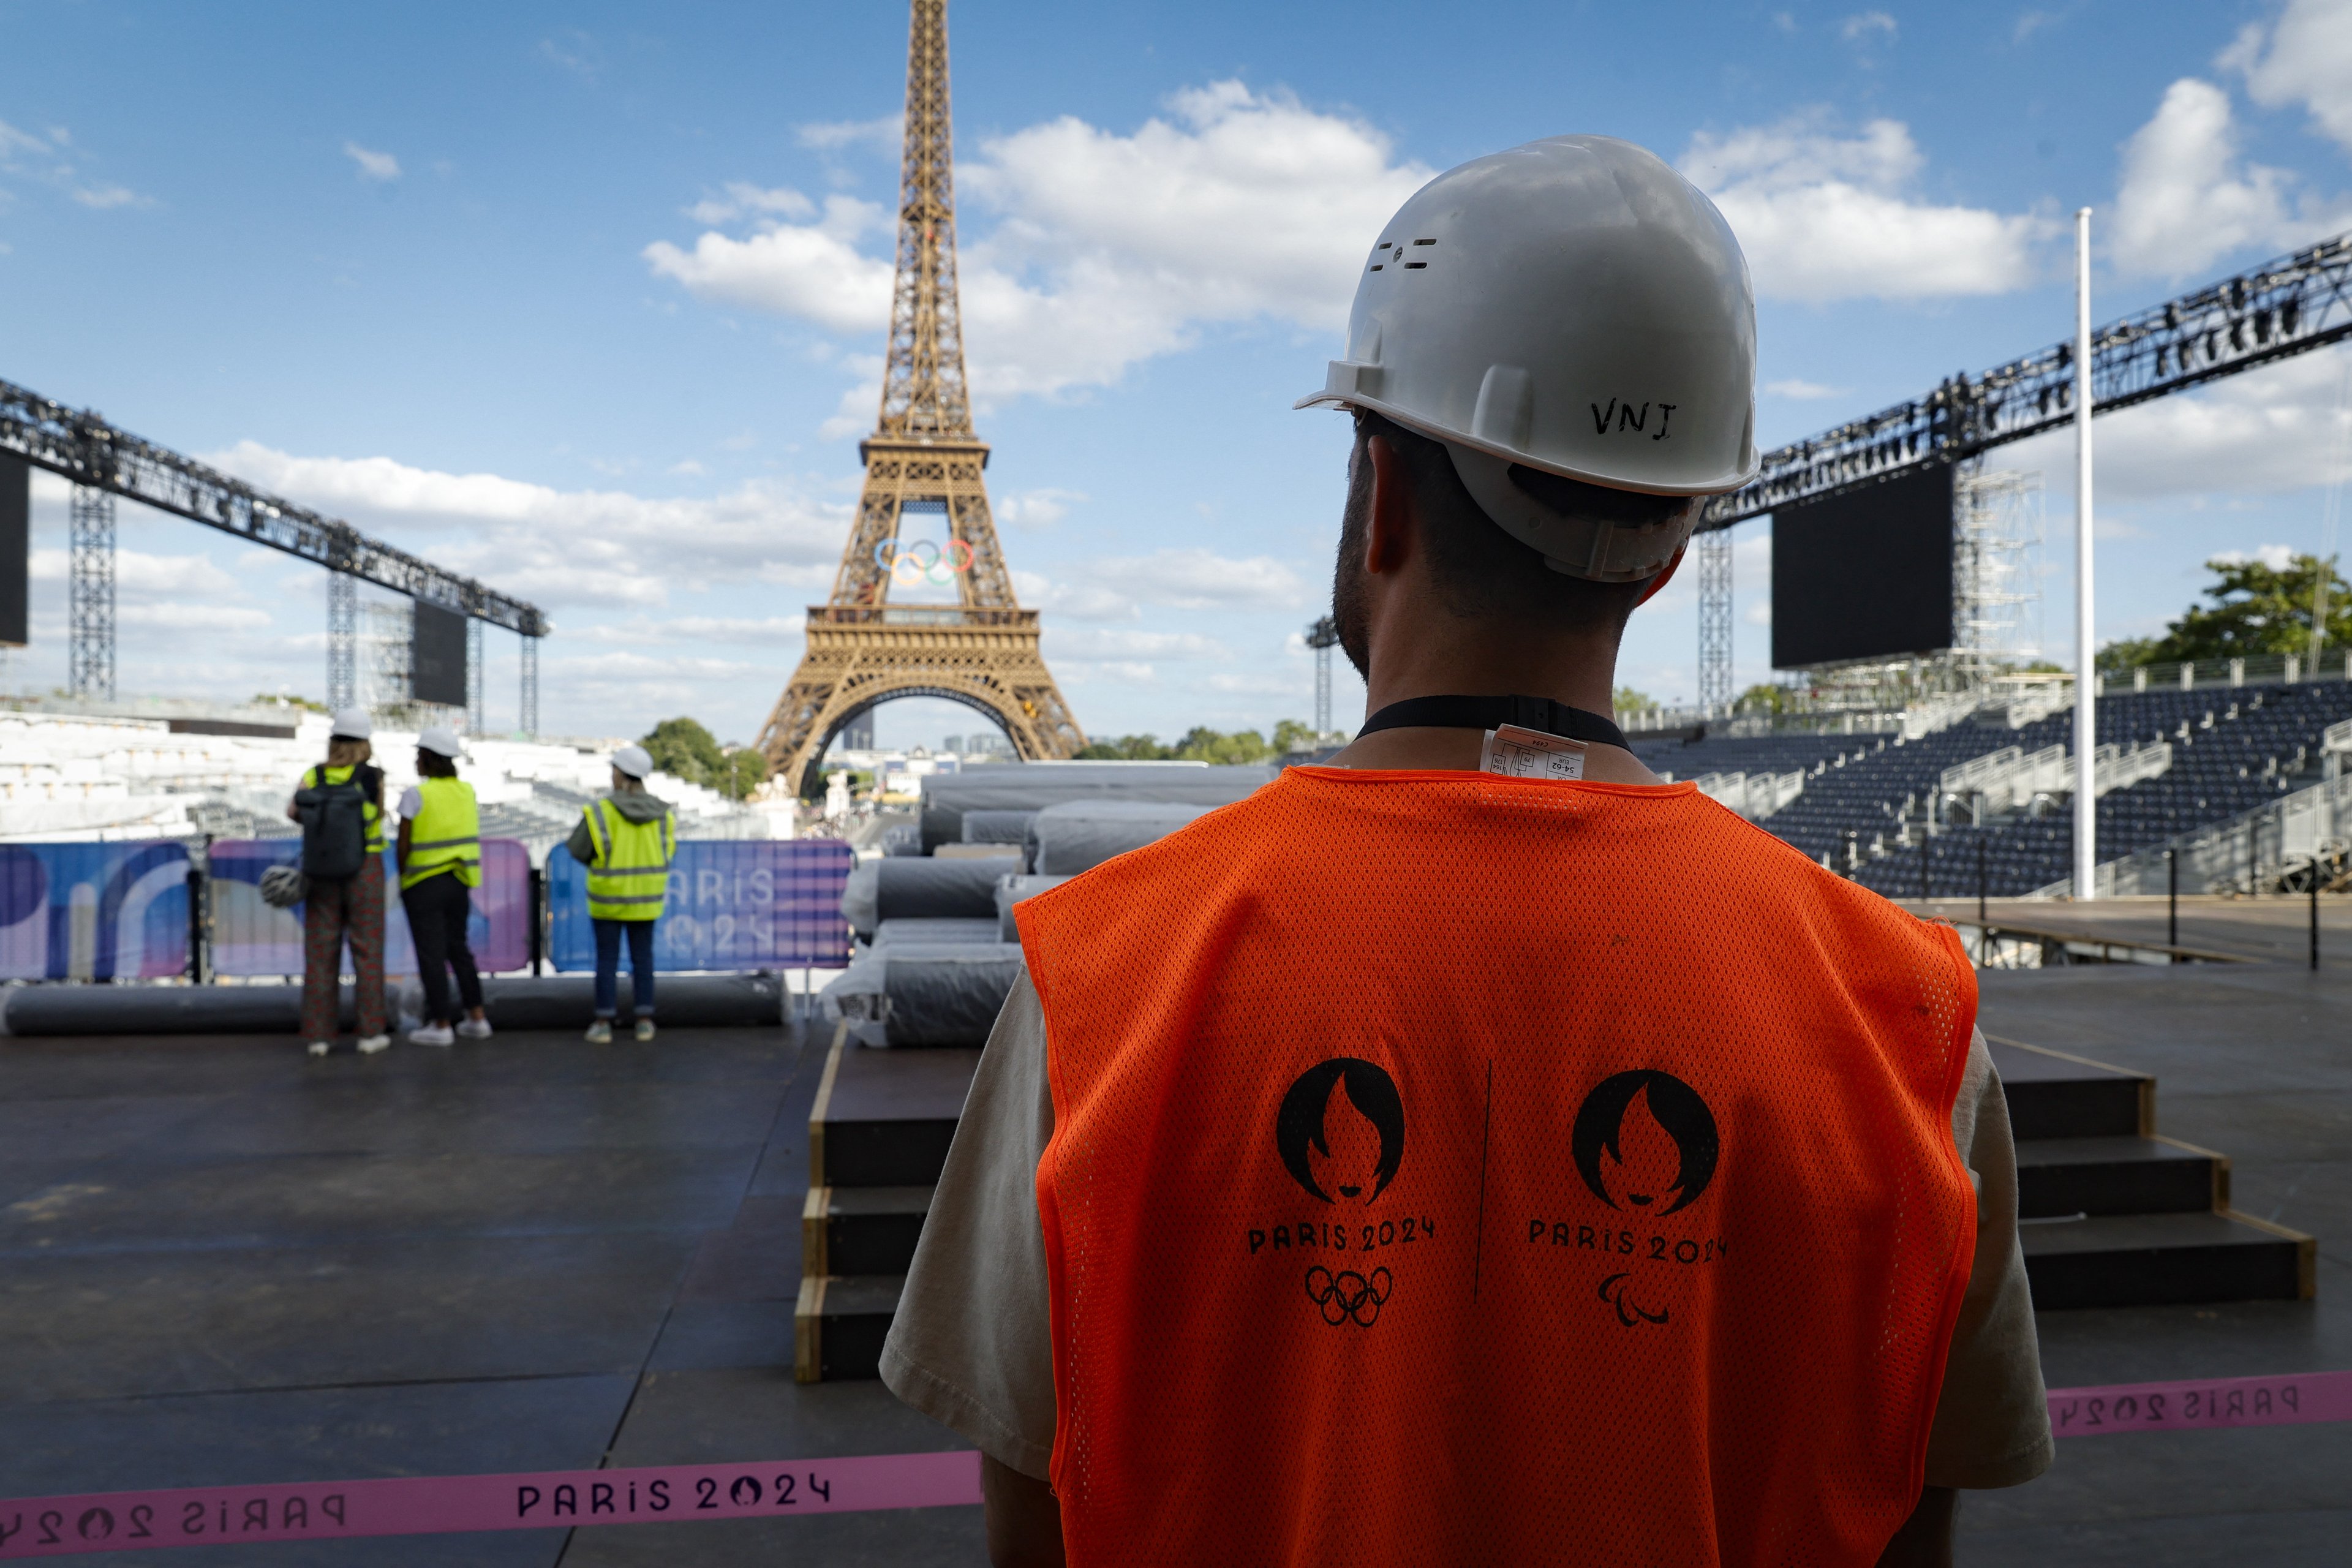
[397,726,489,1048]
[567,744,676,1044]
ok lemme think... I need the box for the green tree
[1736,682,1791,714]
[2100,554,2352,669]
[720,747,769,801]
[1175,726,1273,764]
[1074,734,1175,760]
[1270,719,1319,755]
[641,717,726,787]
[1612,685,1655,713]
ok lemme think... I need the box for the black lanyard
[1355,695,1629,750]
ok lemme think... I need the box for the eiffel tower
[757,0,1084,790]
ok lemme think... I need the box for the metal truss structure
[1692,227,2352,692]
[467,617,485,735]
[756,0,1084,792]
[519,633,538,739]
[1695,530,1732,709]
[68,486,115,699]
[1950,466,2044,676]
[1,374,547,706]
[326,571,358,712]
[1305,615,1339,738]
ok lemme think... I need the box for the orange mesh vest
[1018,767,1978,1568]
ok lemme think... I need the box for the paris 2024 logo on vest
[1242,1058,1430,1328]
[1549,1069,1724,1327]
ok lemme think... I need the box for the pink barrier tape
[0,1451,979,1559]
[3,1373,2346,1558]
[2048,1369,2352,1438]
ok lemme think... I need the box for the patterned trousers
[301,864,387,1042]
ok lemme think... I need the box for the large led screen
[410,601,469,708]
[1771,462,1955,669]
[0,455,26,647]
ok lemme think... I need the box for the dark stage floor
[0,1018,981,1566]
[1,954,2343,1565]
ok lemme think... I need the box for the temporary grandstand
[0,702,780,854]
[1634,654,2352,899]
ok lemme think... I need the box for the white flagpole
[2074,207,2098,900]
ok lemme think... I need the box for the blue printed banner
[545,840,853,972]
[206,840,533,978]
[0,841,192,981]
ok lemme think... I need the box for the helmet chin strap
[1634,543,1687,609]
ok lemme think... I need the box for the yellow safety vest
[581,796,676,921]
[402,776,482,891]
[303,764,385,854]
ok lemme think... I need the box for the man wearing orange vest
[883,136,2051,1567]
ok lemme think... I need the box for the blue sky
[5,0,2352,748]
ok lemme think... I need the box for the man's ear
[1634,541,1689,608]
[1363,434,1414,577]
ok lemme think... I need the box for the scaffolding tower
[1951,465,2045,678]
[1697,529,1733,709]
[326,571,358,712]
[1305,615,1339,739]
[68,486,115,700]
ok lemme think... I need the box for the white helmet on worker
[417,726,463,760]
[612,744,654,780]
[330,707,373,741]
[1297,134,1758,582]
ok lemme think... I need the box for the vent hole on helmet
[1411,238,1437,246]
[1369,264,1384,271]
[1404,262,1428,270]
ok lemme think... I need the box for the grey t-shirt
[881,973,2055,1492]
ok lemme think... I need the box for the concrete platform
[0,1019,982,1564]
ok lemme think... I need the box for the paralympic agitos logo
[1246,1058,1420,1328]
[1545,1069,1724,1329]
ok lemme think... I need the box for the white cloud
[2013,9,2066,44]
[343,142,400,182]
[0,119,49,160]
[119,603,274,631]
[798,115,903,152]
[201,441,853,611]
[1047,627,1226,660]
[997,487,1085,528]
[1011,568,1137,622]
[648,81,1432,404]
[2110,79,2296,277]
[643,194,892,335]
[2222,0,2352,157]
[584,613,807,646]
[1085,548,1308,611]
[29,548,242,597]
[1765,377,1847,399]
[1058,660,1160,686]
[1840,12,1897,43]
[684,182,814,225]
[1682,114,2050,300]
[70,184,143,209]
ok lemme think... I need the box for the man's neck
[1323,637,1663,783]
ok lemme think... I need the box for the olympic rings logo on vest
[1243,1058,1431,1329]
[870,537,977,587]
[1531,1069,1727,1329]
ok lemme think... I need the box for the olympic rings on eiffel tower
[872,538,976,587]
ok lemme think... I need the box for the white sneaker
[356,1033,392,1055]
[584,1019,613,1045]
[456,1017,494,1040]
[305,1040,333,1057]
[633,1018,657,1043]
[410,1023,455,1047]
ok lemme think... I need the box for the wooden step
[2015,1136,2227,1218]
[807,1028,981,1189]
[803,1185,933,1278]
[2021,1210,2315,1310]
[1988,1036,2151,1140]
[794,1273,903,1384]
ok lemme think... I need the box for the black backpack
[296,764,380,880]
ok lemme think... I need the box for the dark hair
[416,749,458,778]
[1336,409,1692,644]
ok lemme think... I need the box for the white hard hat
[417,726,463,760]
[330,707,373,741]
[612,744,654,780]
[1297,135,1758,582]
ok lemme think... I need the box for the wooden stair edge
[1986,1033,2155,1136]
[802,1186,831,1278]
[2147,1133,2234,1210]
[794,1274,825,1384]
[805,1021,849,1191]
